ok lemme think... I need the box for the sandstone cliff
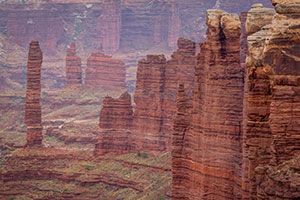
[65,43,82,86]
[172,2,300,199]
[172,9,244,199]
[25,41,43,147]
[133,38,196,152]
[85,53,126,89]
[242,1,300,198]
[95,92,134,155]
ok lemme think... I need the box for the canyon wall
[242,1,300,198]
[95,92,134,155]
[65,43,82,86]
[0,0,272,54]
[85,53,126,89]
[25,41,43,147]
[172,1,300,199]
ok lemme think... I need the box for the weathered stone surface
[242,1,300,199]
[172,84,192,200]
[133,38,196,152]
[95,92,135,155]
[65,43,82,86]
[25,41,43,147]
[85,53,126,89]
[172,10,244,199]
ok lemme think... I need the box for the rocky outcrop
[133,54,168,151]
[85,53,126,89]
[172,10,244,199]
[242,1,300,198]
[65,43,82,86]
[25,41,43,147]
[133,38,196,152]
[172,2,300,199]
[95,92,135,155]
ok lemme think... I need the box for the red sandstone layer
[95,92,135,155]
[65,43,82,86]
[85,53,126,89]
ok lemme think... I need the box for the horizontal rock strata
[65,43,82,86]
[85,53,126,89]
[172,9,245,199]
[95,92,135,155]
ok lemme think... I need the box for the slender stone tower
[25,41,43,147]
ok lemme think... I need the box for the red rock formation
[133,54,168,151]
[172,10,244,199]
[95,92,135,155]
[85,53,126,89]
[133,38,196,152]
[25,41,43,147]
[172,84,192,199]
[242,1,300,198]
[65,43,82,86]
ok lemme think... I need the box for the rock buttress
[133,38,196,152]
[65,43,82,86]
[172,84,192,200]
[242,1,300,199]
[95,92,135,155]
[172,10,244,199]
[25,41,43,147]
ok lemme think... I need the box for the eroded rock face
[133,54,168,151]
[133,38,196,152]
[172,84,192,199]
[85,53,126,89]
[65,43,82,86]
[95,92,134,155]
[172,10,244,199]
[242,1,300,198]
[25,41,43,147]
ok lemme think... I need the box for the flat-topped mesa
[95,92,134,155]
[172,10,244,199]
[85,53,126,89]
[243,1,300,199]
[25,41,43,147]
[65,43,82,86]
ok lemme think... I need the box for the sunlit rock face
[65,43,82,86]
[25,41,43,147]
[85,53,126,90]
[95,92,135,155]
[242,1,300,198]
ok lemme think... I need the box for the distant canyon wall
[0,0,272,54]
